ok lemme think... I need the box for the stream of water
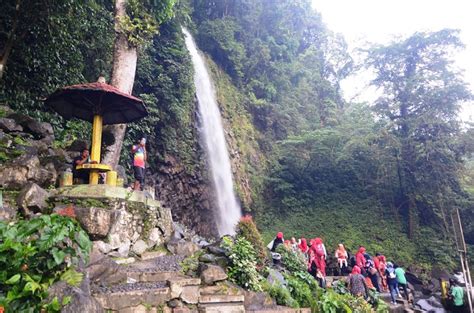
[183,28,242,236]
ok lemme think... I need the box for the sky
[312,0,474,122]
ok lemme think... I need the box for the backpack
[387,268,396,279]
[314,244,325,257]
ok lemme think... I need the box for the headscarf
[351,265,361,275]
[386,262,393,268]
[358,246,366,254]
[299,238,308,252]
[276,232,283,239]
[314,237,323,245]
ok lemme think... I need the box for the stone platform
[50,185,173,258]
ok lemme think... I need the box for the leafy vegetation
[1,0,473,299]
[0,214,91,312]
[235,215,267,267]
[220,236,263,291]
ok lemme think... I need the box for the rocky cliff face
[149,60,264,239]
[148,103,219,238]
[152,152,219,239]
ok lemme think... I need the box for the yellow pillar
[106,171,117,186]
[90,114,103,184]
[440,279,448,299]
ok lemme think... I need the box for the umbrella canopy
[45,82,147,125]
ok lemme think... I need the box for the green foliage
[286,274,318,309]
[235,215,267,266]
[220,236,263,291]
[121,19,196,175]
[180,251,203,276]
[263,281,298,308]
[120,0,158,47]
[0,214,91,312]
[0,0,114,137]
[276,245,307,274]
[365,29,473,239]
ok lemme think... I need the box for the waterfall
[183,28,242,236]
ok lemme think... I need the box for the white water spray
[183,28,241,236]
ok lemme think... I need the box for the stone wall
[51,185,173,257]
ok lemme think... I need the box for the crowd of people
[268,232,411,304]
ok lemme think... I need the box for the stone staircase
[91,255,309,313]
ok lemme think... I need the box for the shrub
[276,245,307,273]
[264,281,299,308]
[220,236,263,291]
[180,251,203,277]
[286,275,318,309]
[0,214,91,312]
[236,215,268,267]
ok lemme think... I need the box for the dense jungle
[1,0,473,285]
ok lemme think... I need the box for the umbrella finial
[97,76,106,84]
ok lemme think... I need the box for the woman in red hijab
[348,265,368,298]
[270,232,284,252]
[356,246,367,269]
[299,238,309,254]
[311,237,327,276]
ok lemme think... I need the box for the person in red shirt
[311,238,327,276]
[299,238,309,254]
[376,253,388,291]
[356,246,367,272]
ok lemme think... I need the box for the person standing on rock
[394,264,410,301]
[385,262,399,304]
[348,265,368,299]
[131,137,147,191]
[449,279,465,312]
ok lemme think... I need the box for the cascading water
[183,28,242,236]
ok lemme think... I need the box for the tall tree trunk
[101,0,138,168]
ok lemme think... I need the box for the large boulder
[415,296,446,313]
[267,268,286,287]
[166,239,200,257]
[200,264,228,285]
[87,257,127,286]
[16,182,50,216]
[74,207,116,239]
[48,281,104,313]
[0,118,23,132]
[131,239,148,255]
[244,290,275,311]
[8,113,54,141]
[0,205,16,221]
[0,154,57,189]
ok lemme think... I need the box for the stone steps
[93,267,201,312]
[126,270,181,283]
[93,283,170,311]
